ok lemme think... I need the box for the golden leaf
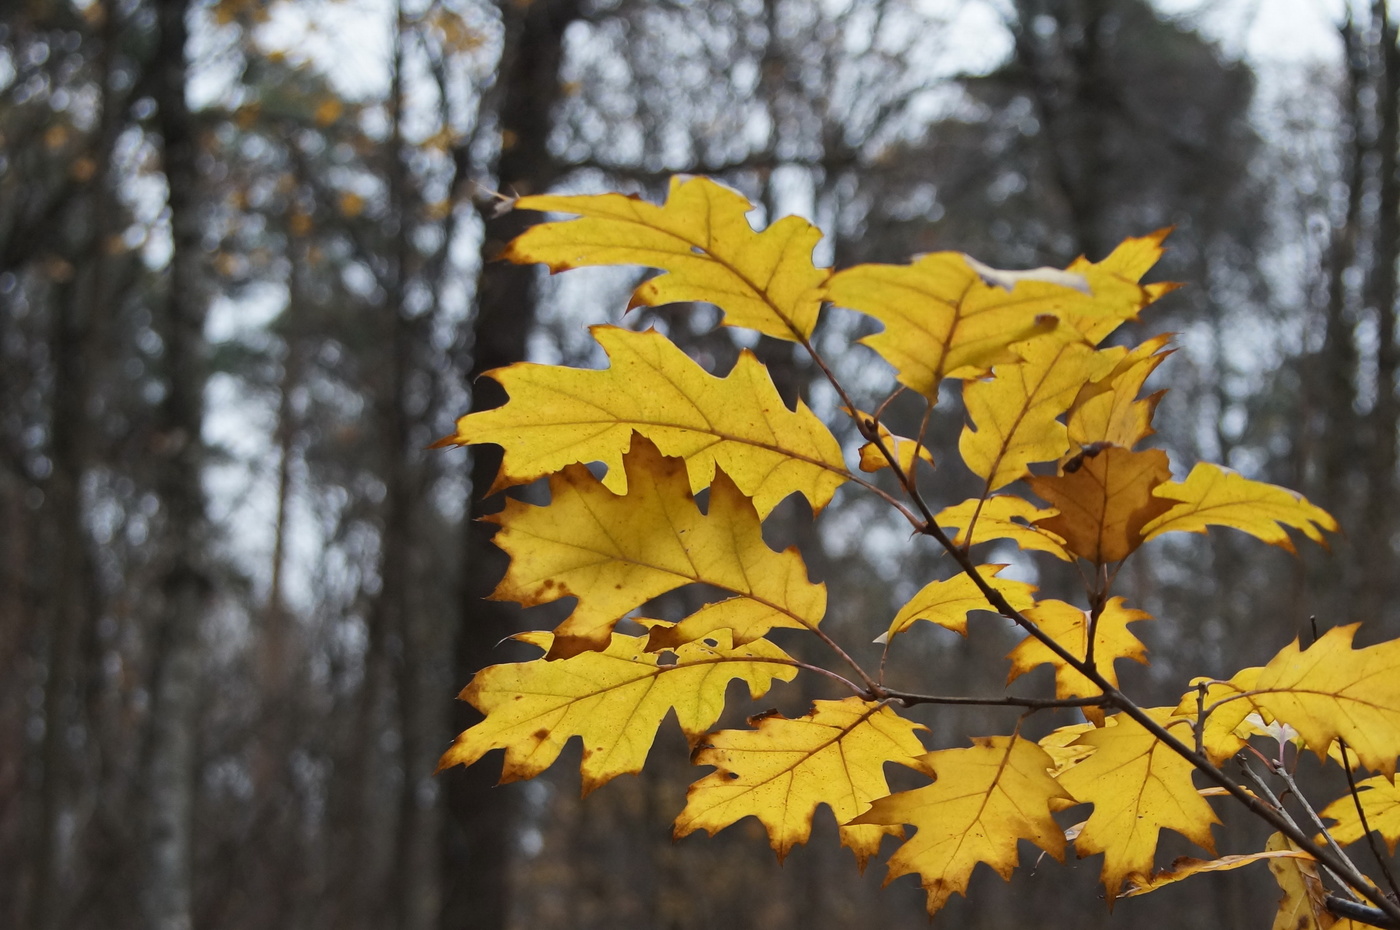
[487,436,825,658]
[1066,333,1173,450]
[1026,446,1175,564]
[676,698,930,868]
[1142,463,1339,553]
[959,339,1117,491]
[851,735,1071,915]
[1007,597,1152,725]
[1321,775,1400,855]
[936,495,1072,560]
[849,412,936,475]
[1057,708,1220,901]
[505,176,828,341]
[436,627,795,795]
[1039,722,1097,776]
[877,565,1036,643]
[436,325,848,516]
[1063,229,1180,345]
[1265,833,1344,930]
[1196,626,1400,776]
[825,232,1168,399]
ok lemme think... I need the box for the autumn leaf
[825,233,1167,399]
[1039,722,1097,782]
[1121,848,1317,898]
[1142,463,1339,553]
[1026,446,1175,564]
[1194,625,1400,776]
[487,436,825,658]
[959,339,1117,491]
[849,411,936,475]
[858,432,936,474]
[1056,708,1220,901]
[1066,333,1173,450]
[676,698,930,868]
[825,254,1056,398]
[851,735,1071,915]
[504,176,827,341]
[1321,775,1400,854]
[1007,597,1152,725]
[435,325,848,516]
[936,495,1072,560]
[876,564,1037,643]
[437,627,796,795]
[1265,833,1345,930]
[1063,229,1180,345]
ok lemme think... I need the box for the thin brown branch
[879,690,1107,710]
[1326,895,1400,930]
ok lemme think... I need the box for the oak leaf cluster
[436,176,1400,927]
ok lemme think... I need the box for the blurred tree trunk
[1010,0,1114,260]
[142,2,210,928]
[1359,0,1400,624]
[441,2,583,928]
[382,8,440,927]
[26,5,120,926]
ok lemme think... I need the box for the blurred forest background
[4,0,1400,928]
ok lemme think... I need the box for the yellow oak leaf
[487,436,825,658]
[825,233,1166,399]
[1039,722,1097,777]
[857,433,936,474]
[437,626,796,795]
[676,698,930,868]
[1264,833,1348,930]
[959,339,1117,491]
[936,495,1072,560]
[850,412,936,475]
[1196,625,1400,776]
[1061,229,1180,345]
[1142,463,1339,553]
[1120,848,1317,898]
[1321,775,1400,854]
[505,176,827,341]
[1026,446,1176,564]
[825,255,1056,399]
[1007,597,1152,725]
[435,325,848,517]
[1066,333,1173,450]
[877,564,1037,642]
[850,735,1071,915]
[1057,708,1220,901]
